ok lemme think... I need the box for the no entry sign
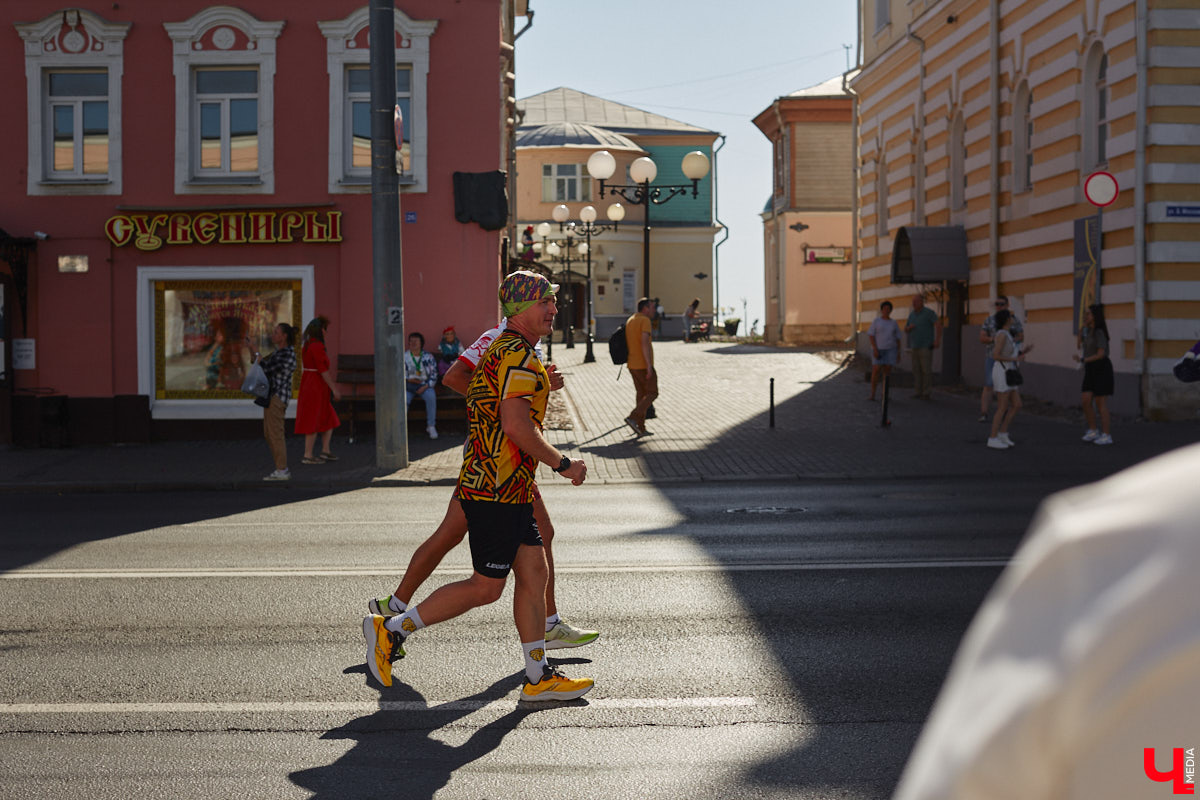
[1084,171,1119,207]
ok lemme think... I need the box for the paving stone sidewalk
[1,339,1196,493]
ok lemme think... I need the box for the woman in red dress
[295,316,342,464]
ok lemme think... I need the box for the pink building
[0,2,521,444]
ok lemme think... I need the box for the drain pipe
[988,0,1000,304]
[906,27,925,225]
[1135,0,1148,413]
[712,134,729,324]
[844,0,862,347]
[774,100,788,343]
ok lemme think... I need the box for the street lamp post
[586,149,710,300]
[535,218,580,349]
[549,202,624,362]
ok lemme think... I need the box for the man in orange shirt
[623,297,657,436]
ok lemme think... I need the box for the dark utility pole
[370,0,407,469]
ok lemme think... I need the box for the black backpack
[608,324,628,365]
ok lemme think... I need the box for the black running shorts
[1082,357,1114,397]
[460,499,542,579]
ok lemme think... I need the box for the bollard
[769,377,775,428]
[881,374,892,427]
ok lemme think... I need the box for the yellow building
[754,76,856,345]
[516,88,720,341]
[853,0,1200,418]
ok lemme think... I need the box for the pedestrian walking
[986,309,1026,450]
[978,295,1024,421]
[867,300,900,401]
[623,297,657,436]
[905,293,942,399]
[252,322,297,481]
[366,315,599,653]
[295,316,342,464]
[364,270,593,701]
[1074,304,1114,445]
[683,297,700,343]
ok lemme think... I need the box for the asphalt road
[0,477,1075,799]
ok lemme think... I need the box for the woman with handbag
[295,316,342,464]
[1074,304,1114,445]
[987,309,1027,450]
[252,323,298,480]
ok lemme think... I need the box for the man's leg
[628,368,649,425]
[512,541,593,701]
[370,497,469,616]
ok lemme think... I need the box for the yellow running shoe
[520,665,594,702]
[362,615,404,687]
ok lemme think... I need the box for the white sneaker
[426,425,438,440]
[264,468,290,481]
[999,433,1015,447]
[1094,433,1113,445]
[986,437,1009,450]
[1081,429,1100,442]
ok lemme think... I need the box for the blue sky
[516,1,859,332]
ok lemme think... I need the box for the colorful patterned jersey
[455,331,548,504]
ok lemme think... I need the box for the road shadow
[288,668,546,799]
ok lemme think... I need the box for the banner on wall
[1072,215,1100,335]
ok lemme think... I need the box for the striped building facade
[853,0,1200,419]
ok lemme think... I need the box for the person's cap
[500,270,557,318]
[443,325,455,335]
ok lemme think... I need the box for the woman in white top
[987,309,1030,449]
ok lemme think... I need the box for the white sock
[388,596,407,614]
[385,606,424,637]
[523,640,547,683]
[545,613,561,632]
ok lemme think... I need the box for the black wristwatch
[551,455,571,473]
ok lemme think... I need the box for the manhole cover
[724,506,808,514]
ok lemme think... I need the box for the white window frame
[341,64,413,179]
[541,164,592,202]
[192,67,261,178]
[16,9,129,196]
[319,7,437,194]
[164,7,284,195]
[1013,81,1033,194]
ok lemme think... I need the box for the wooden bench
[334,354,466,441]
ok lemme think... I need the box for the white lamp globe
[586,150,616,180]
[552,204,569,223]
[532,242,543,253]
[577,242,589,256]
[536,222,551,238]
[606,203,625,222]
[579,205,597,223]
[546,242,561,257]
[681,150,710,180]
[629,156,657,184]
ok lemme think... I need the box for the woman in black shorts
[1074,304,1114,445]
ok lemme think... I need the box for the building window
[1083,44,1109,169]
[542,164,592,202]
[320,7,437,193]
[16,9,129,196]
[875,0,891,32]
[950,112,966,209]
[1013,82,1033,193]
[193,68,259,176]
[345,66,413,178]
[164,7,284,195]
[876,156,889,240]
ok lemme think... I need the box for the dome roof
[516,121,644,152]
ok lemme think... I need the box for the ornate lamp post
[535,217,584,350]
[585,149,710,299]
[550,202,624,362]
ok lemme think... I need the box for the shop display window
[154,279,301,400]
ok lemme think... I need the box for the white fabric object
[460,318,545,368]
[894,442,1200,800]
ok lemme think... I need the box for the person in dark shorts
[1074,304,1114,445]
[363,271,593,701]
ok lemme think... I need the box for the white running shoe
[1081,429,1100,442]
[986,437,1009,450]
[544,618,600,650]
[263,469,291,481]
[999,433,1015,447]
[1094,433,1113,445]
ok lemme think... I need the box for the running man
[365,321,599,651]
[364,271,593,701]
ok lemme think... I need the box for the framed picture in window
[153,280,301,399]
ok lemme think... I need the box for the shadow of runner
[289,669,536,800]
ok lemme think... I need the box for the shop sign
[806,247,846,263]
[105,209,342,251]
